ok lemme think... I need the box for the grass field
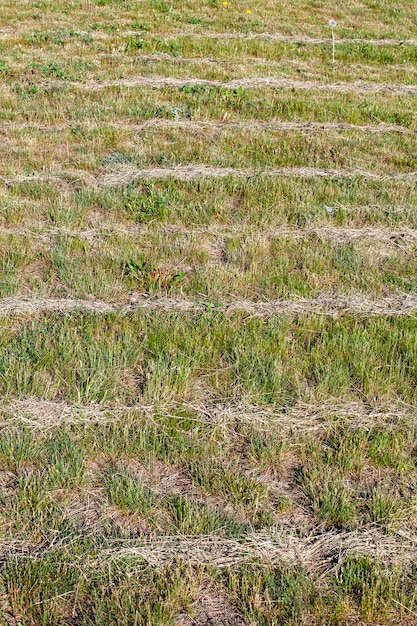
[1,1,417,625]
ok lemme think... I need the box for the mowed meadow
[0,1,417,624]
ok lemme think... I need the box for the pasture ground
[0,1,417,624]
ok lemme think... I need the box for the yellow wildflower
[246,9,252,14]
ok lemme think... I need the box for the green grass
[1,312,417,404]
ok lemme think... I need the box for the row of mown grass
[0,177,417,235]
[2,409,417,530]
[2,178,417,228]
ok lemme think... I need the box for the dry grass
[1,118,412,134]
[2,397,416,433]
[1,223,417,244]
[3,165,416,190]
[97,165,417,187]
[2,29,417,46]
[1,293,417,318]
[83,528,417,572]
[12,76,417,94]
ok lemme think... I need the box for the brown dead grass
[0,293,417,319]
[0,119,412,135]
[2,397,416,433]
[175,582,248,626]
[1,28,415,46]
[1,224,416,249]
[9,77,417,94]
[87,527,417,572]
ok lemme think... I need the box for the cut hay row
[2,397,415,432]
[152,31,417,47]
[1,294,417,318]
[50,529,417,572]
[25,76,417,95]
[0,224,416,248]
[116,118,415,135]
[2,166,416,189]
[1,528,416,574]
[1,28,416,47]
[1,529,415,577]
[98,165,417,186]
[0,118,411,135]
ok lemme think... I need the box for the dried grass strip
[0,119,412,135]
[97,165,417,187]
[89,528,417,572]
[1,29,416,47]
[11,77,417,95]
[2,528,417,575]
[1,294,417,318]
[2,166,417,189]
[0,224,416,249]
[1,397,415,432]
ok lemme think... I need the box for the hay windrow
[0,293,416,318]
[1,397,415,432]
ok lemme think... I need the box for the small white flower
[329,19,338,28]
[325,206,334,214]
